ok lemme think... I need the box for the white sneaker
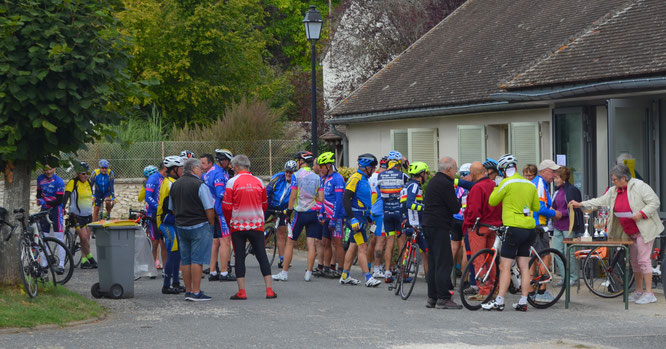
[635,292,657,304]
[628,291,643,302]
[384,270,392,279]
[272,271,288,281]
[365,277,381,287]
[339,276,360,285]
[304,270,312,282]
[372,270,385,278]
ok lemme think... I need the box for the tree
[0,0,137,283]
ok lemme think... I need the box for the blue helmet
[482,158,498,171]
[387,151,402,161]
[98,159,110,168]
[143,165,158,178]
[357,153,378,168]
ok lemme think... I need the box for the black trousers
[231,230,272,278]
[423,226,454,300]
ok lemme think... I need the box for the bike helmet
[180,150,195,159]
[482,158,498,171]
[163,156,184,168]
[317,152,335,165]
[387,151,402,161]
[497,153,518,172]
[295,151,314,163]
[214,148,233,162]
[408,161,429,176]
[357,153,378,168]
[459,163,472,176]
[379,156,388,169]
[98,159,110,168]
[79,161,90,173]
[143,165,158,178]
[284,160,298,172]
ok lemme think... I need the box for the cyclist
[367,156,386,277]
[267,160,296,269]
[375,151,409,281]
[63,162,97,269]
[317,152,346,278]
[273,151,323,281]
[138,165,158,203]
[145,161,167,271]
[400,162,430,276]
[205,149,235,281]
[339,153,382,287]
[156,156,186,294]
[90,159,115,221]
[180,150,196,160]
[482,153,540,311]
[451,163,472,280]
[483,158,502,185]
[36,165,66,274]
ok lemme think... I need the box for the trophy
[581,206,594,242]
[594,206,609,241]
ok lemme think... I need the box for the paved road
[3,248,666,349]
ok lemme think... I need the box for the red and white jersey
[222,171,268,232]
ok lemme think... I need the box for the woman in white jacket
[570,164,662,304]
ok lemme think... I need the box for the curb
[0,312,107,335]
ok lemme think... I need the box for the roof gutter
[327,101,545,124]
[491,76,666,101]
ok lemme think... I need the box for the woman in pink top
[570,164,663,305]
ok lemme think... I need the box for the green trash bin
[88,220,140,299]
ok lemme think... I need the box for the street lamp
[303,5,322,158]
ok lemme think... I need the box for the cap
[538,159,561,171]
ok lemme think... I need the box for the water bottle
[523,205,530,217]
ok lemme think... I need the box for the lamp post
[303,5,322,158]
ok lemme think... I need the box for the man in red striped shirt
[222,154,276,300]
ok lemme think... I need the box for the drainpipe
[330,124,349,167]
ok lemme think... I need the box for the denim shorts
[176,223,213,265]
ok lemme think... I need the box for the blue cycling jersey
[376,167,409,214]
[36,174,65,209]
[91,168,115,198]
[203,164,228,216]
[145,172,164,216]
[345,170,372,218]
[401,179,424,226]
[320,172,346,219]
[266,172,291,210]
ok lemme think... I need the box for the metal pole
[311,41,318,159]
[269,139,273,175]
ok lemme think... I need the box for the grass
[0,284,106,329]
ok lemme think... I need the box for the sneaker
[426,298,437,308]
[184,292,193,300]
[385,276,395,283]
[187,292,212,301]
[512,302,528,311]
[365,277,381,287]
[272,271,288,281]
[56,267,65,275]
[208,274,220,281]
[339,276,360,285]
[203,268,210,274]
[88,257,98,269]
[403,276,413,283]
[230,292,247,300]
[80,260,93,269]
[219,273,237,281]
[463,285,479,296]
[628,291,644,302]
[481,300,505,311]
[373,270,385,278]
[172,285,186,293]
[155,259,162,270]
[162,286,179,294]
[312,268,324,277]
[635,292,657,304]
[534,290,555,303]
[304,271,312,282]
[436,298,462,309]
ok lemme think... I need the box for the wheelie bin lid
[88,220,141,229]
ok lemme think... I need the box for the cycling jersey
[36,174,65,233]
[144,172,164,217]
[138,186,146,202]
[369,172,383,216]
[65,178,93,216]
[531,174,556,226]
[203,164,228,216]
[488,172,540,229]
[344,170,372,218]
[266,171,291,210]
[91,168,115,200]
[376,167,409,214]
[290,167,320,212]
[157,176,176,227]
[320,171,345,219]
[452,185,468,221]
[401,179,424,226]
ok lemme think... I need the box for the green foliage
[0,0,139,169]
[104,104,166,143]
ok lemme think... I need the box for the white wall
[345,108,552,165]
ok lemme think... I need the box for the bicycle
[577,246,635,298]
[63,214,82,267]
[460,219,566,310]
[245,209,279,266]
[387,226,423,300]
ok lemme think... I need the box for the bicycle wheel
[391,241,408,295]
[460,248,498,310]
[64,229,82,268]
[264,227,277,266]
[583,246,635,298]
[18,238,38,298]
[527,248,565,309]
[39,239,58,288]
[43,237,75,285]
[400,245,420,300]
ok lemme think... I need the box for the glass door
[553,107,596,198]
[608,99,651,185]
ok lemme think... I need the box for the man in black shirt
[423,156,462,309]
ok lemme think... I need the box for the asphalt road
[3,247,666,349]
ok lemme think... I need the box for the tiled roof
[504,0,666,89]
[329,0,635,117]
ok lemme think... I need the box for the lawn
[0,284,106,329]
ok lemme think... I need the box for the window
[458,125,486,165]
[391,128,438,171]
[390,129,408,158]
[509,122,540,167]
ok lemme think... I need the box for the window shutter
[391,129,408,157]
[509,122,540,167]
[457,125,486,165]
[408,128,438,171]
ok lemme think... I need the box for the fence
[49,140,303,179]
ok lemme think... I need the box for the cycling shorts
[148,219,163,241]
[531,229,550,253]
[322,218,344,240]
[451,219,464,242]
[93,193,114,207]
[289,211,321,240]
[212,215,230,239]
[72,214,92,229]
[40,207,64,233]
[348,213,369,245]
[372,214,384,237]
[500,227,536,259]
[383,212,402,236]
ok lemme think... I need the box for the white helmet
[459,163,472,174]
[215,148,234,162]
[497,153,517,172]
[163,156,184,168]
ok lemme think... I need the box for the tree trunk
[0,162,31,284]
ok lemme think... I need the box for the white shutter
[509,122,540,167]
[391,129,408,157]
[457,125,486,165]
[408,128,438,171]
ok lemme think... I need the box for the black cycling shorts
[500,227,536,259]
[451,219,464,242]
[531,229,550,253]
